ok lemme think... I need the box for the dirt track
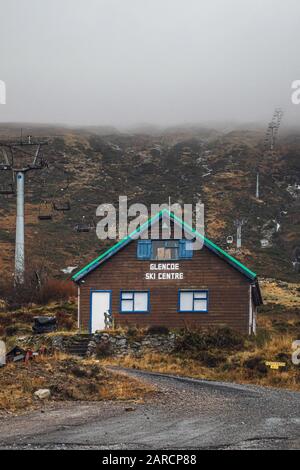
[1,368,300,450]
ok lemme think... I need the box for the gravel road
[1,367,300,450]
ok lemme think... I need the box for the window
[152,240,179,260]
[178,290,208,312]
[137,239,193,260]
[137,240,152,259]
[120,291,150,313]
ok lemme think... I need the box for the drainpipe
[77,286,80,331]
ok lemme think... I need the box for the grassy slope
[0,125,299,281]
[0,300,78,343]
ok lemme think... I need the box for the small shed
[73,210,262,334]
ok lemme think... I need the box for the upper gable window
[137,240,193,260]
[152,240,179,260]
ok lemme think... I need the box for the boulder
[34,389,51,400]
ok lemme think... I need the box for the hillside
[0,124,299,282]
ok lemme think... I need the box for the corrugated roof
[72,209,258,283]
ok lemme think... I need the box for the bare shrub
[147,325,169,336]
[243,356,268,376]
[37,279,76,305]
[175,327,245,353]
[4,325,19,337]
[95,340,113,358]
[55,311,76,331]
[197,351,226,368]
[0,276,76,309]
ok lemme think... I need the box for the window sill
[120,312,151,314]
[179,310,209,313]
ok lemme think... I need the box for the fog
[0,0,300,128]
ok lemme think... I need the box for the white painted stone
[34,389,51,400]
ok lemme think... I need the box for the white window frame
[178,290,209,313]
[120,291,150,313]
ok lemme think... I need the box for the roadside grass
[102,346,300,391]
[0,353,155,414]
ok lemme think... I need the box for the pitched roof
[72,209,259,285]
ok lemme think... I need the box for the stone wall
[17,334,72,352]
[87,332,176,357]
[17,331,177,357]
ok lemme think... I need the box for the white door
[91,291,111,333]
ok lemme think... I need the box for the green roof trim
[169,210,257,279]
[72,210,162,281]
[72,209,257,282]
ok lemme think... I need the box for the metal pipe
[15,172,25,284]
[77,286,81,331]
[256,172,260,199]
[236,224,242,250]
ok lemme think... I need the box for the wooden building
[72,210,262,334]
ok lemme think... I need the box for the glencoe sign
[145,263,184,280]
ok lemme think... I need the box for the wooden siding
[78,238,251,334]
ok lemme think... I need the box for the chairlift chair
[74,216,94,233]
[38,201,53,221]
[52,200,71,212]
[52,179,71,212]
[226,235,234,245]
[75,224,90,233]
[0,183,14,195]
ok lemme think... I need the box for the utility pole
[234,219,246,250]
[256,171,260,199]
[0,136,48,284]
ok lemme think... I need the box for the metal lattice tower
[0,136,48,284]
[264,108,284,152]
[256,108,284,199]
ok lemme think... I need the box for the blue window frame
[178,290,209,313]
[120,290,150,313]
[137,240,152,259]
[179,239,194,259]
[137,239,193,260]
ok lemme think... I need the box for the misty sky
[0,0,300,127]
